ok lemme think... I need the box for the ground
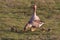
[0,0,60,40]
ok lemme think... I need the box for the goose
[24,4,44,31]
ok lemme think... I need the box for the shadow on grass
[19,30,41,35]
[0,29,41,35]
[1,37,30,40]
[1,37,15,40]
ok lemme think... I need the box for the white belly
[34,16,40,20]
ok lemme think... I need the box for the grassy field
[0,0,60,40]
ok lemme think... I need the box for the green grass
[0,0,60,40]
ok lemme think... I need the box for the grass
[0,0,60,40]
